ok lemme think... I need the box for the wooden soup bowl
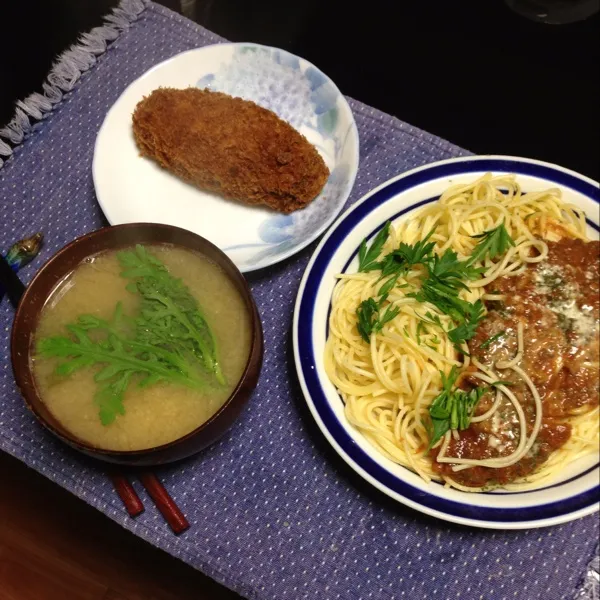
[11,223,264,466]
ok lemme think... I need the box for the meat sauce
[432,239,600,488]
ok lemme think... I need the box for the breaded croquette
[132,88,330,213]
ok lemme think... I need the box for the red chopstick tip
[172,520,190,535]
[139,472,189,535]
[110,474,145,517]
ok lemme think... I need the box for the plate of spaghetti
[293,156,599,529]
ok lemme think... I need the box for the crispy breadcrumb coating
[132,88,330,213]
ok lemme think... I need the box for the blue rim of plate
[293,155,600,528]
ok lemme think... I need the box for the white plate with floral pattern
[93,43,359,272]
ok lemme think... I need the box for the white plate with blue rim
[93,43,359,272]
[293,155,600,529]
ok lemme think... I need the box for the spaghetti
[324,174,599,491]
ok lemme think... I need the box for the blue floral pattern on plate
[196,43,359,271]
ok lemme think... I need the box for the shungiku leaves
[37,245,224,426]
[426,366,488,448]
[352,220,515,347]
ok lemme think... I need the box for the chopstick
[0,253,26,306]
[139,471,190,534]
[1,233,43,305]
[112,471,189,534]
[112,469,191,535]
[110,473,145,517]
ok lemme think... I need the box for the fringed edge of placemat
[0,0,151,170]
[574,545,600,600]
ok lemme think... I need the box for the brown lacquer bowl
[11,223,263,466]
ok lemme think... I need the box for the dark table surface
[1,0,598,180]
[0,1,598,598]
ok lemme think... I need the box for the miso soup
[32,244,252,451]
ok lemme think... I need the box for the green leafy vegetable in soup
[37,245,226,425]
[119,245,224,384]
[33,245,251,450]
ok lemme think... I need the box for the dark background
[0,3,597,598]
[0,0,598,177]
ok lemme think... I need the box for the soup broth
[32,245,252,451]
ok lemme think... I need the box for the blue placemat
[0,2,598,599]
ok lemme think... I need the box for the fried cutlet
[132,88,330,213]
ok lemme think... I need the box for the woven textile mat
[0,2,597,599]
